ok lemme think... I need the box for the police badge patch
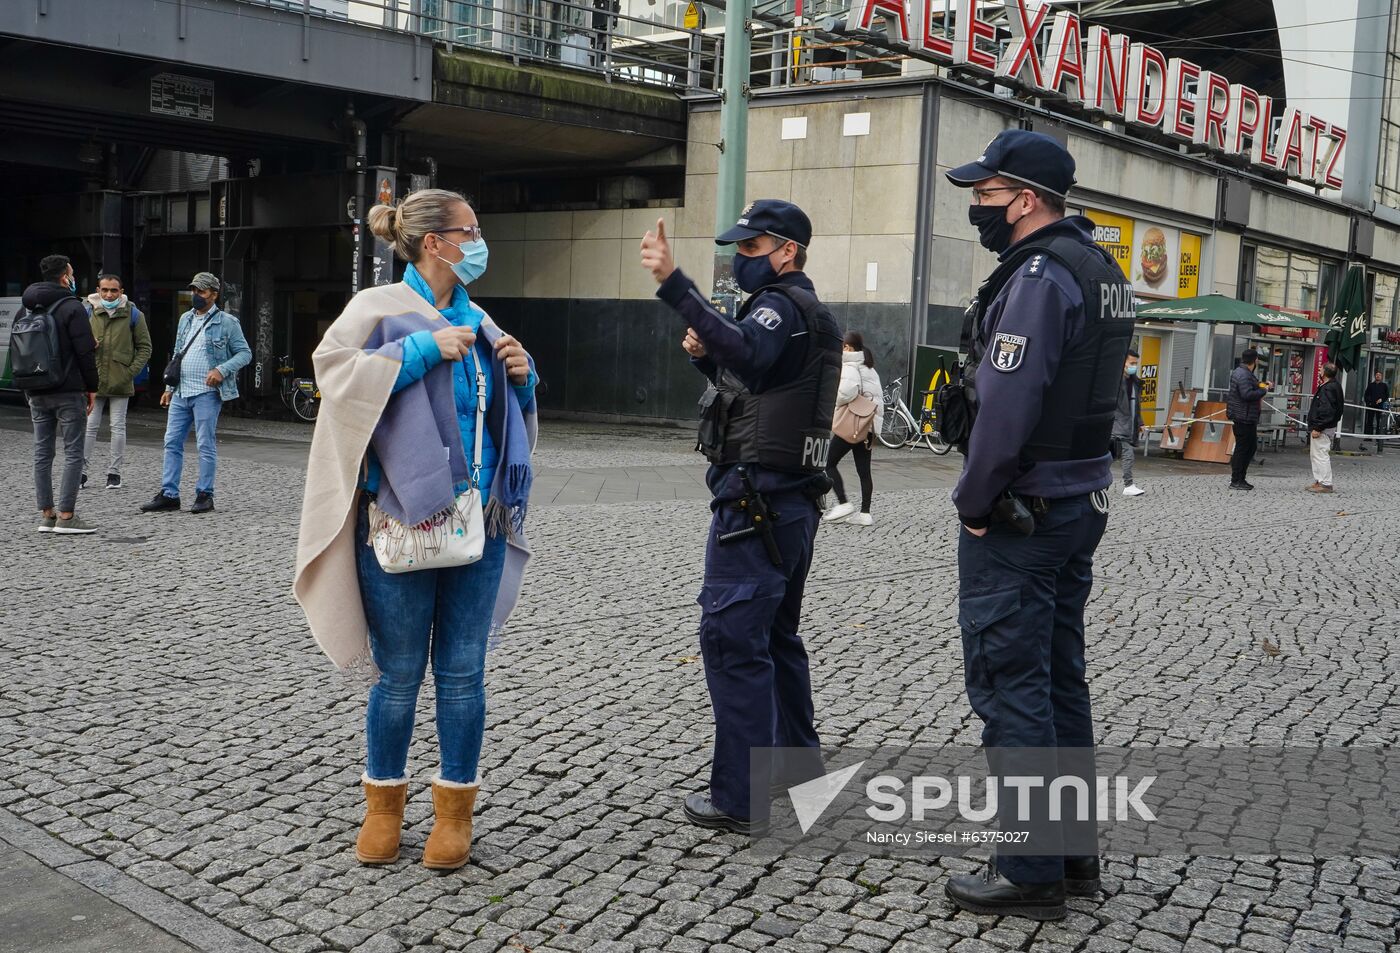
[991,332,1027,372]
[751,307,783,330]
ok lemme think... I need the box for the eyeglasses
[433,226,484,242]
[970,186,1026,205]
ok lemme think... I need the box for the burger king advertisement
[1082,209,1202,300]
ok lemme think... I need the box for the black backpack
[9,303,67,391]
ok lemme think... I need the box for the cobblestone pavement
[1,403,1397,953]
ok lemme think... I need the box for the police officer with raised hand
[940,131,1135,919]
[640,200,842,835]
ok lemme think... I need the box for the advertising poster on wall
[1178,233,1201,298]
[1084,209,1203,301]
[1085,210,1133,277]
[912,345,960,412]
[1137,336,1161,426]
[0,297,21,389]
[1131,221,1180,298]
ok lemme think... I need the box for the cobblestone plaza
[1,407,1397,953]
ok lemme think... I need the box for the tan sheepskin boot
[422,778,479,870]
[354,774,409,865]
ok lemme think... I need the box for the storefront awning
[1136,294,1333,331]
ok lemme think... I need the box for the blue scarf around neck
[401,263,533,538]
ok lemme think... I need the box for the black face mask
[968,202,1020,254]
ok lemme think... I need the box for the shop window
[167,196,189,234]
[1376,11,1400,210]
[1285,254,1320,313]
[194,195,211,233]
[1249,245,1288,308]
[1240,244,1339,318]
[1375,272,1399,330]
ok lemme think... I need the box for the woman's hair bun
[367,202,398,242]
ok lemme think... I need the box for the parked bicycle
[878,377,951,454]
[278,355,320,422]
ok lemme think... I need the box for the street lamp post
[711,0,752,317]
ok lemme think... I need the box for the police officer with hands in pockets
[640,200,842,835]
[938,131,1135,920]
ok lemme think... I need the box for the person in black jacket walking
[1306,363,1344,493]
[1226,348,1272,490]
[19,254,99,534]
[1364,371,1389,453]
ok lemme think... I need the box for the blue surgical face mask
[438,236,489,287]
[732,249,780,294]
[100,297,121,311]
[1125,364,1139,377]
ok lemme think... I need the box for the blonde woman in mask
[294,188,538,871]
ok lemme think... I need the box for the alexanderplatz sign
[852,0,1348,189]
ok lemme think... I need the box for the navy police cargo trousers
[957,492,1108,885]
[698,490,824,821]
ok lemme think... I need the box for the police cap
[945,129,1076,198]
[716,199,812,247]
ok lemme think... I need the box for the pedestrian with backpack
[823,331,883,526]
[11,254,100,534]
[83,273,152,490]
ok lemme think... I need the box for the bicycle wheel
[926,428,952,455]
[878,406,915,448]
[293,389,319,422]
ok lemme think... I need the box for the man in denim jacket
[141,272,252,514]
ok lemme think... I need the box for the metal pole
[908,83,940,383]
[710,0,751,315]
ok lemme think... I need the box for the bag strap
[469,347,487,489]
[176,311,215,362]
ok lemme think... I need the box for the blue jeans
[355,498,507,783]
[162,391,222,497]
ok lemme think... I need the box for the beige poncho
[292,283,534,671]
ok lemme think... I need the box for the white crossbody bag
[367,354,487,573]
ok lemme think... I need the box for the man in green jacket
[83,273,152,489]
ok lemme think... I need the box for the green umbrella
[1136,294,1332,330]
[1325,265,1368,371]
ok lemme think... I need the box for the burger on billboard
[1138,227,1170,290]
[1082,210,1198,300]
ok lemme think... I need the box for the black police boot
[190,492,215,514]
[945,866,1067,921]
[1064,856,1101,897]
[682,793,765,836]
[141,492,181,512]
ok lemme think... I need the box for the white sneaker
[1123,485,1145,497]
[846,512,874,526]
[822,501,857,522]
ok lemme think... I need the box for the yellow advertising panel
[1178,232,1201,297]
[1086,210,1134,280]
[1085,208,1203,300]
[1137,335,1161,425]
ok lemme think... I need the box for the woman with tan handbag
[293,188,538,871]
[823,331,883,526]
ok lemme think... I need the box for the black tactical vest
[697,283,844,472]
[964,233,1136,463]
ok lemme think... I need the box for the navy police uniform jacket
[657,267,817,504]
[953,217,1115,527]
